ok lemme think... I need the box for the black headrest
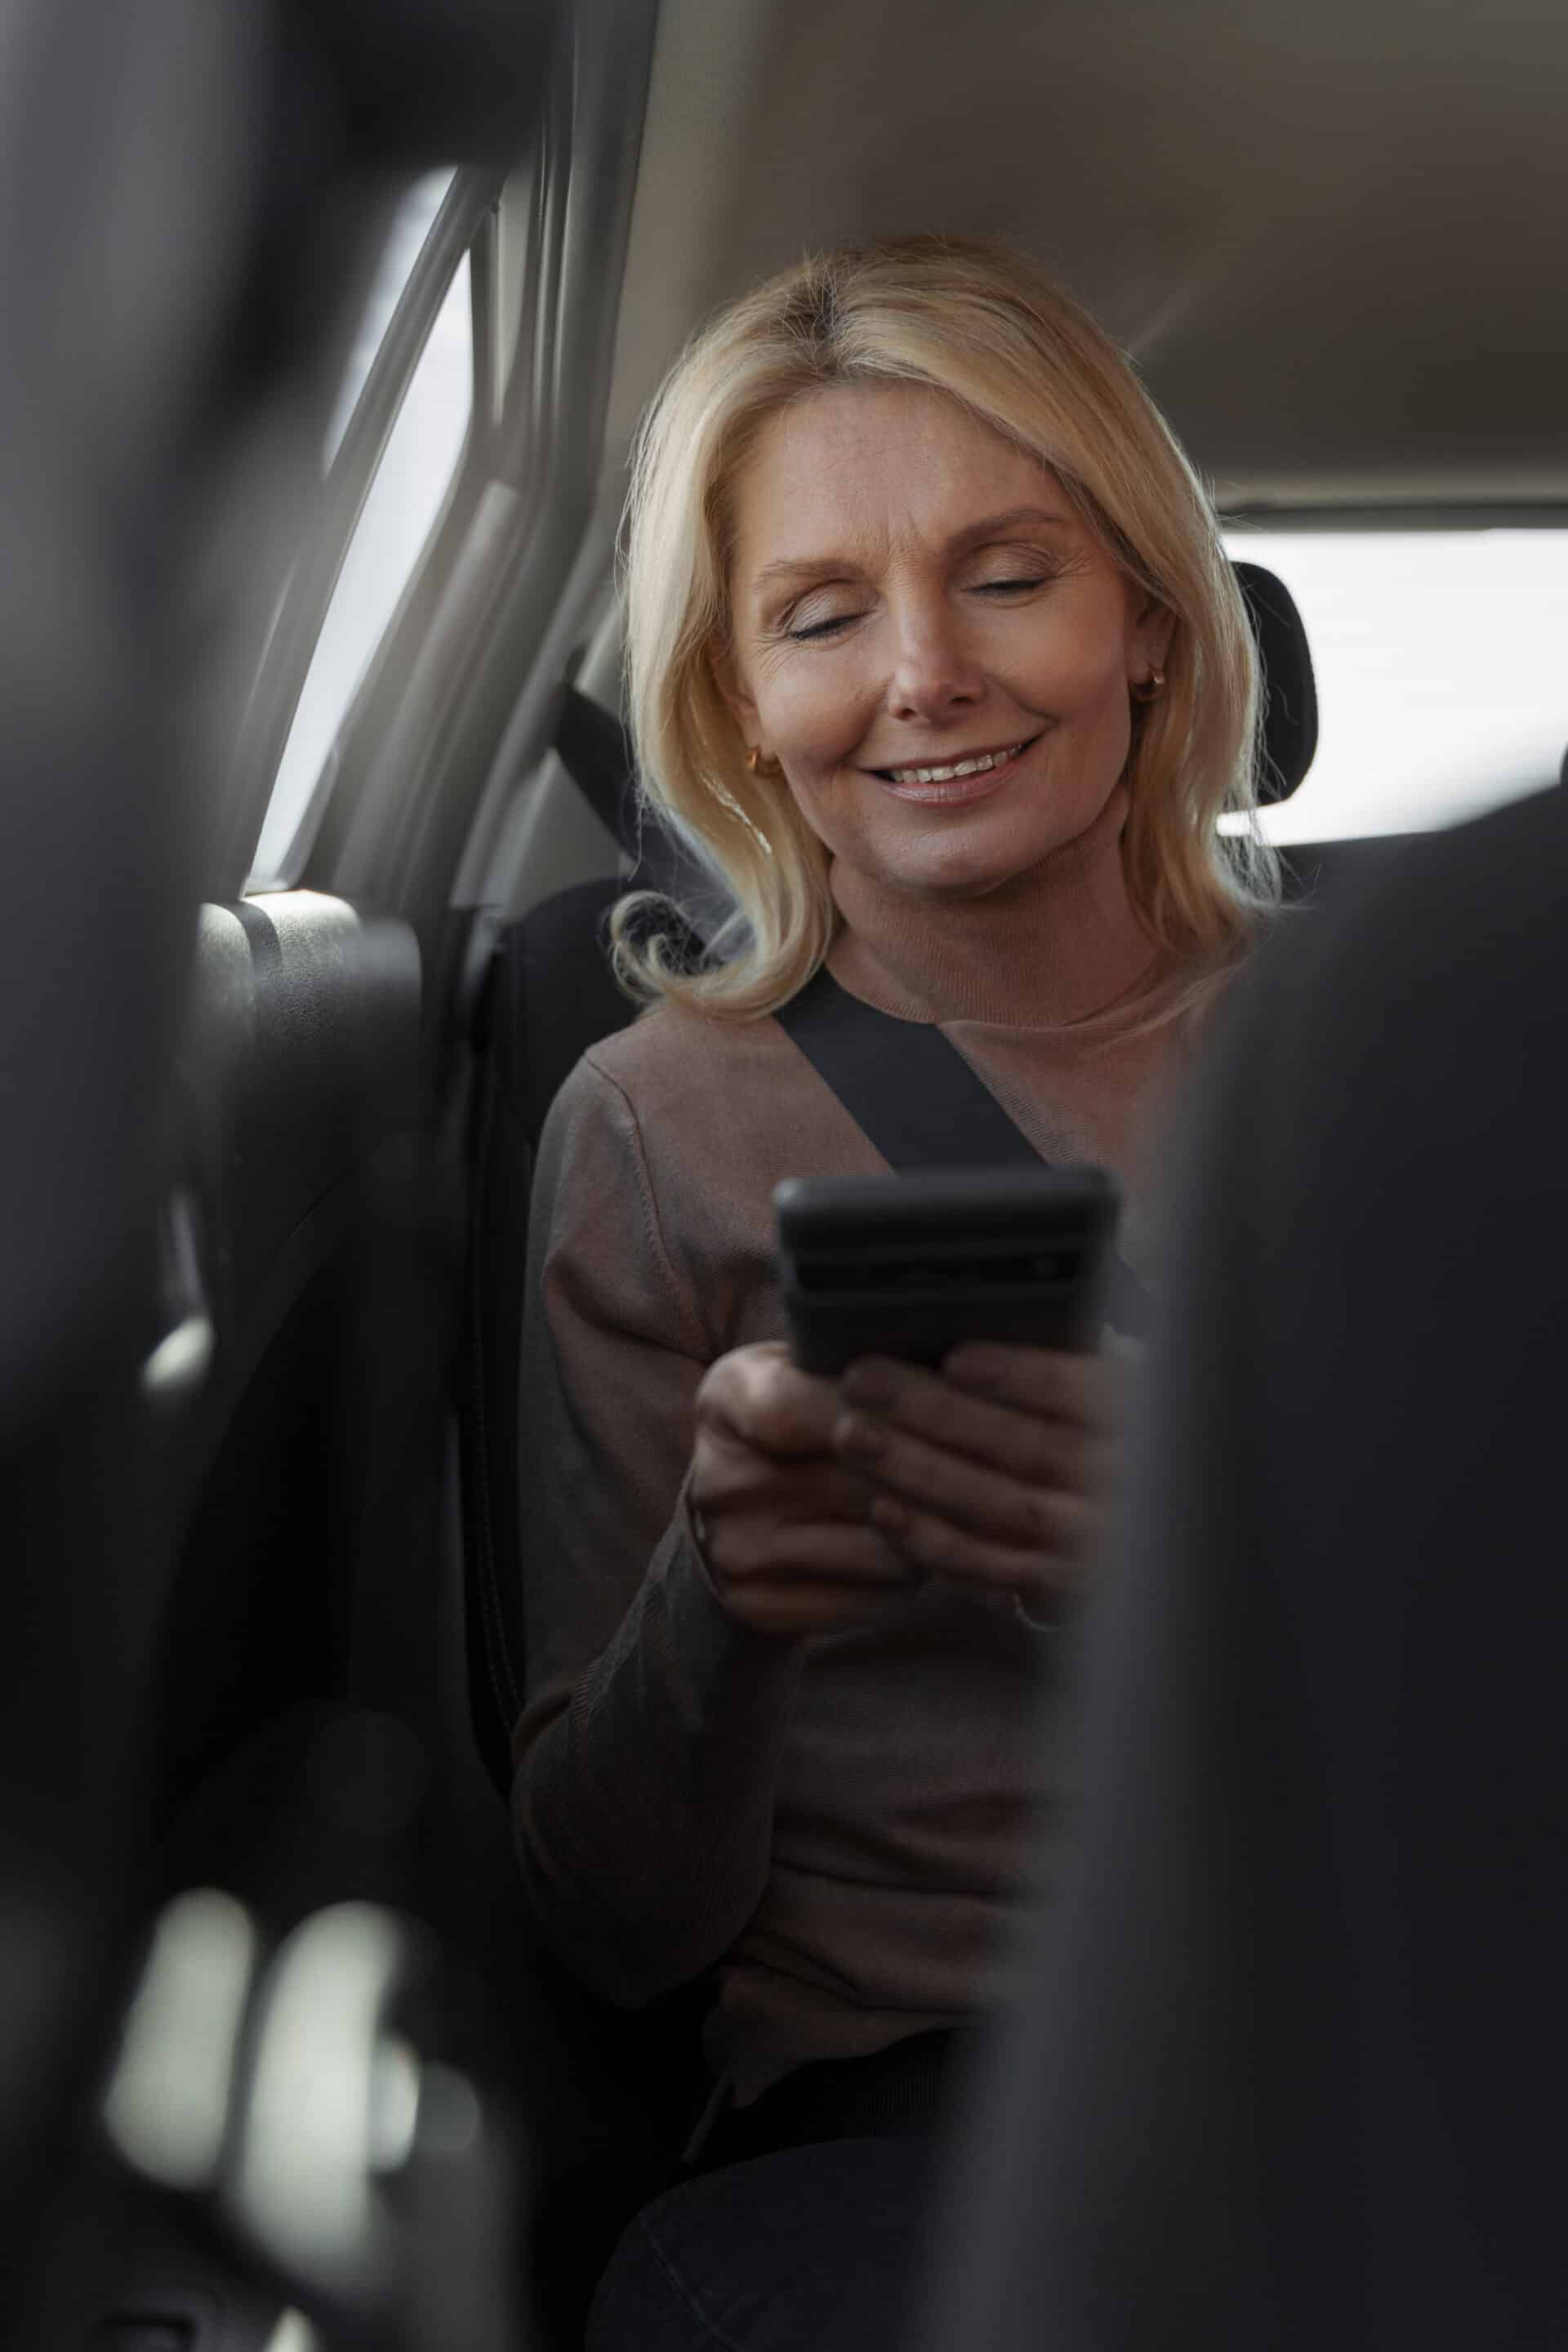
[1233,559,1318,803]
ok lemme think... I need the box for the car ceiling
[603,0,1568,510]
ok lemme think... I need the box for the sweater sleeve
[510,1048,806,2007]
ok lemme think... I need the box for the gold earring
[1130,669,1166,704]
[746,746,782,777]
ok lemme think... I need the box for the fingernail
[842,1360,900,1408]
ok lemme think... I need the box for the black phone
[773,1165,1120,1376]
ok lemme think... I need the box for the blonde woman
[510,236,1275,2349]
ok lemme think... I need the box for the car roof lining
[601,0,1568,511]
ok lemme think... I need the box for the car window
[1223,525,1568,843]
[247,176,473,891]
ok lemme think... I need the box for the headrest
[1232,560,1318,804]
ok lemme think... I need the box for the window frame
[223,164,505,902]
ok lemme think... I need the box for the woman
[510,236,1275,2347]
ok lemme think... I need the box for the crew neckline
[824,929,1190,1036]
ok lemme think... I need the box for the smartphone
[773,1165,1120,1376]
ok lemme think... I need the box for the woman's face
[721,382,1170,901]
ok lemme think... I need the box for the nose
[884,595,984,725]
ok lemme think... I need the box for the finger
[837,1411,1098,1546]
[699,1344,842,1458]
[706,1516,922,1591]
[868,1490,1095,1589]
[696,1438,875,1524]
[938,1343,1117,1434]
[837,1357,1101,1484]
[847,1396,1101,1490]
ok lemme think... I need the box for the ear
[1128,594,1175,683]
[710,637,762,748]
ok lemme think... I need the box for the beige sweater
[510,855,1198,2109]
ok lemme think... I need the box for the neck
[827,785,1158,1027]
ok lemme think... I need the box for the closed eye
[786,572,1054,639]
[787,612,863,642]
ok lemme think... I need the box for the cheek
[1037,618,1133,734]
[1080,640,1134,727]
[1039,602,1130,699]
[756,657,872,776]
[1027,621,1134,794]
[1076,661,1134,785]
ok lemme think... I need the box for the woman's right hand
[690,1340,924,1637]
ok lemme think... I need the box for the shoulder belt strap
[774,964,1044,1172]
[554,681,638,853]
[774,964,1151,1337]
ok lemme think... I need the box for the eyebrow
[749,506,1079,592]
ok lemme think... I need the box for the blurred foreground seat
[925,777,1568,2352]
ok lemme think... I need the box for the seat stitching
[630,2207,757,2352]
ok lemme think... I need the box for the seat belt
[774,964,1152,1338]
[555,681,639,850]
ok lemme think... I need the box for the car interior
[7,0,1567,2347]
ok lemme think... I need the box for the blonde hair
[613,234,1277,1018]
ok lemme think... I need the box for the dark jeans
[587,2134,939,2351]
[587,2033,956,2352]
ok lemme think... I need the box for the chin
[881,816,1085,900]
[881,844,1040,901]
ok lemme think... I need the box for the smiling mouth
[869,732,1045,800]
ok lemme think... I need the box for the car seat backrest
[461,873,639,1795]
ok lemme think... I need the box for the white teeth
[885,742,1022,786]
